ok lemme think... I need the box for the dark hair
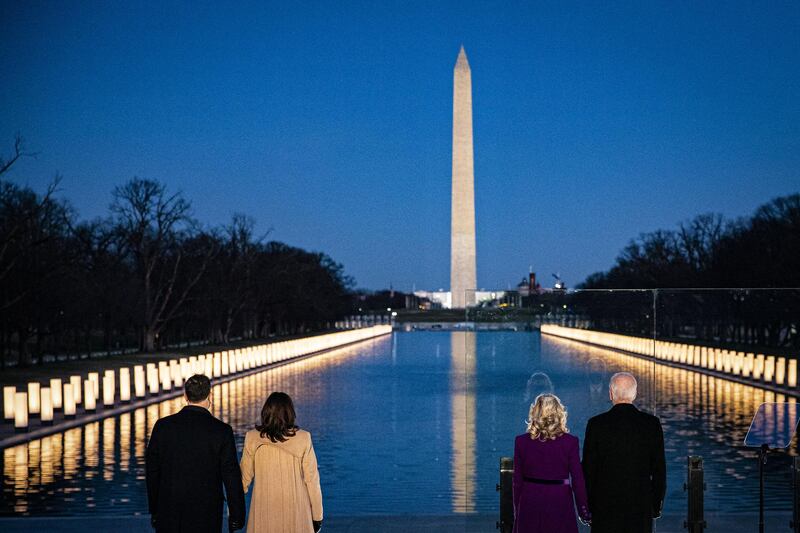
[184,374,211,403]
[256,392,298,442]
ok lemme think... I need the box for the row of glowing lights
[2,326,392,431]
[4,351,372,495]
[334,313,395,327]
[541,325,798,389]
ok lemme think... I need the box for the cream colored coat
[240,429,323,533]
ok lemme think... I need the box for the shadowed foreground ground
[0,513,792,532]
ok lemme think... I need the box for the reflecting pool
[2,331,794,517]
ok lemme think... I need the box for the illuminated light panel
[40,388,53,425]
[14,393,28,430]
[84,381,96,411]
[134,366,146,398]
[70,375,82,404]
[3,386,15,420]
[103,375,115,406]
[49,379,63,409]
[119,368,131,402]
[27,383,40,415]
[63,384,76,418]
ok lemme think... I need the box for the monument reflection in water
[450,332,476,513]
[2,331,795,517]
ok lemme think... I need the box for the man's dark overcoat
[146,405,246,533]
[582,403,666,533]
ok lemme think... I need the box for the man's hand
[313,519,323,532]
[653,503,663,519]
[229,519,244,531]
[150,515,157,529]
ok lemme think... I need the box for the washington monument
[451,46,477,308]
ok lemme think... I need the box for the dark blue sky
[2,1,798,290]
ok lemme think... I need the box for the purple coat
[512,433,590,533]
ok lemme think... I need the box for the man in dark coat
[146,374,246,533]
[582,372,666,533]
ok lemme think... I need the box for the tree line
[0,137,353,366]
[575,193,800,350]
[580,193,800,289]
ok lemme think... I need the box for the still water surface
[2,331,795,517]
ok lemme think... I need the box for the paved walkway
[0,512,793,532]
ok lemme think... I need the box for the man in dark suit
[146,374,246,533]
[582,372,666,533]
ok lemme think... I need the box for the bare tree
[0,134,36,177]
[0,136,67,321]
[0,143,355,364]
[677,213,726,274]
[111,177,215,351]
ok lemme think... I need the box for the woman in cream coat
[241,392,323,533]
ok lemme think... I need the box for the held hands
[578,506,592,527]
[229,519,244,531]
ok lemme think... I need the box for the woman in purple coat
[513,394,591,533]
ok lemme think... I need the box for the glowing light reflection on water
[1,332,793,517]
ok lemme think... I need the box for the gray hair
[610,372,637,402]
